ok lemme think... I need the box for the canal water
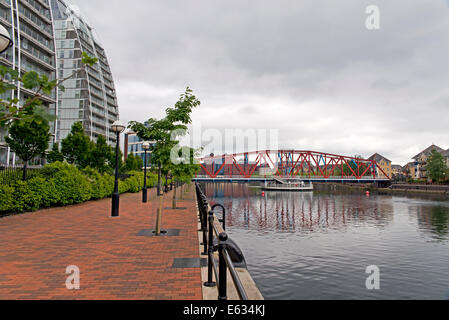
[202,183,449,300]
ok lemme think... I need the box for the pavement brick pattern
[0,186,202,300]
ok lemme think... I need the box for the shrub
[144,172,158,188]
[11,180,42,212]
[124,171,143,193]
[0,162,154,214]
[26,176,59,208]
[82,167,114,199]
[0,184,14,212]
[45,162,92,205]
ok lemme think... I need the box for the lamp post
[142,141,150,203]
[0,24,13,54]
[111,121,126,217]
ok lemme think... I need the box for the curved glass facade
[0,0,120,165]
[51,0,119,144]
[0,0,57,165]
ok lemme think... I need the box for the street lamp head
[142,141,150,150]
[0,24,12,54]
[111,121,126,133]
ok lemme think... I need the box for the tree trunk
[157,162,162,196]
[165,174,168,193]
[172,183,177,209]
[155,162,163,236]
[22,161,28,181]
[155,194,163,236]
[180,183,183,200]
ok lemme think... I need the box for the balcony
[19,14,53,39]
[20,48,55,71]
[20,30,55,56]
[19,0,52,25]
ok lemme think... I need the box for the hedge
[0,162,159,214]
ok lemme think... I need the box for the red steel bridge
[194,150,391,183]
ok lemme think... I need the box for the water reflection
[204,183,394,233]
[202,183,449,299]
[414,205,449,241]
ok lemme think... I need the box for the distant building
[258,163,274,176]
[391,164,403,179]
[404,162,416,179]
[412,144,445,179]
[368,153,392,179]
[124,131,155,168]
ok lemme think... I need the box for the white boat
[263,181,314,192]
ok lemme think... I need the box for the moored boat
[262,181,313,192]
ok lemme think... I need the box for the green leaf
[33,106,56,122]
[81,52,98,67]
[22,71,40,90]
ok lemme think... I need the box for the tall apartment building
[0,0,57,165]
[50,0,119,144]
[0,0,120,166]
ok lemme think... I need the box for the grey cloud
[72,0,449,164]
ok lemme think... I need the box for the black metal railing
[0,165,42,185]
[196,183,248,300]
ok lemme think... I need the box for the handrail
[196,183,248,300]
[223,248,248,300]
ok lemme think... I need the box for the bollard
[218,232,228,300]
[204,211,216,287]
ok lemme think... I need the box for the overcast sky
[72,0,449,165]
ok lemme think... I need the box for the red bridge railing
[197,150,391,180]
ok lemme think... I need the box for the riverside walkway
[0,187,202,300]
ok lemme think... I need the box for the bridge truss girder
[198,150,391,180]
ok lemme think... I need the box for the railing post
[201,195,208,256]
[204,211,216,287]
[218,232,228,300]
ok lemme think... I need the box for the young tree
[5,117,50,180]
[170,146,201,183]
[47,142,64,163]
[129,87,201,195]
[135,155,143,171]
[129,87,200,235]
[426,150,447,182]
[124,154,144,172]
[61,122,94,168]
[91,135,113,173]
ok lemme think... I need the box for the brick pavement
[0,186,202,300]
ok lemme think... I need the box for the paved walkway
[0,186,202,300]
